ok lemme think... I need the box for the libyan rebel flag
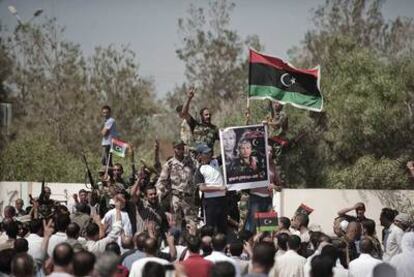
[255,211,278,232]
[249,49,323,112]
[110,138,129,158]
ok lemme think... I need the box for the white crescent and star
[280,73,296,87]
[264,219,273,224]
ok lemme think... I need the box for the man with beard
[156,140,197,230]
[181,87,219,151]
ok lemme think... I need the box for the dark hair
[86,223,99,237]
[229,240,243,257]
[0,249,16,274]
[186,234,201,253]
[79,189,88,194]
[380,208,398,222]
[199,107,209,118]
[310,231,323,249]
[201,236,213,256]
[76,203,91,215]
[144,185,157,195]
[296,213,309,228]
[14,238,29,253]
[310,255,334,277]
[360,238,373,254]
[144,238,158,255]
[320,245,338,266]
[53,243,74,267]
[73,250,96,277]
[361,219,376,236]
[66,223,81,239]
[279,217,291,229]
[276,232,289,251]
[11,253,35,277]
[175,105,183,114]
[238,230,253,242]
[55,214,71,232]
[5,221,19,239]
[105,242,121,255]
[252,242,276,273]
[29,219,43,234]
[210,261,236,277]
[142,261,166,277]
[212,233,227,252]
[200,225,215,238]
[288,235,301,250]
[102,105,111,111]
[135,232,148,251]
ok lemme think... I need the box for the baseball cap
[195,143,211,154]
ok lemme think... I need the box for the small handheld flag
[255,211,278,232]
[295,203,314,216]
[248,49,323,112]
[110,138,129,158]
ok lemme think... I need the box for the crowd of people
[1,88,413,277]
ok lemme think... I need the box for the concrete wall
[1,182,413,236]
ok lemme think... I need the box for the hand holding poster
[220,124,270,191]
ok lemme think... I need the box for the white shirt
[383,223,404,262]
[27,233,44,261]
[47,232,67,257]
[102,208,132,236]
[390,232,414,277]
[84,220,122,255]
[273,250,306,277]
[199,162,226,198]
[205,251,241,277]
[101,117,117,145]
[348,253,382,277]
[129,256,170,277]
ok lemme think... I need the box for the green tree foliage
[0,19,159,181]
[283,0,414,189]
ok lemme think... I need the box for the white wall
[1,182,412,237]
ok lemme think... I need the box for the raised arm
[181,86,195,121]
[337,203,363,217]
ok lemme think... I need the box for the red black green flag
[255,211,278,232]
[248,49,323,112]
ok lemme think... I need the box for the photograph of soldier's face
[222,129,237,153]
[220,124,269,191]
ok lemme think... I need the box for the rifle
[129,145,137,185]
[82,153,98,190]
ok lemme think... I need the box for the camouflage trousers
[171,192,198,229]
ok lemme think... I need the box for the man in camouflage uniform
[156,140,198,230]
[181,87,219,151]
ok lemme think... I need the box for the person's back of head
[310,231,323,250]
[252,242,276,274]
[201,236,212,256]
[94,252,119,277]
[142,261,166,277]
[359,238,373,254]
[229,240,243,257]
[144,237,158,256]
[55,213,71,232]
[76,203,91,215]
[105,241,121,256]
[121,235,134,250]
[66,222,81,239]
[29,219,43,235]
[372,262,396,277]
[238,229,253,244]
[310,255,334,277]
[5,220,19,239]
[346,221,362,241]
[288,235,301,251]
[85,222,99,239]
[53,242,74,268]
[276,232,289,251]
[212,233,227,252]
[200,225,215,238]
[73,250,96,277]
[185,234,201,254]
[210,261,236,277]
[11,253,35,277]
[380,208,398,226]
[279,216,291,230]
[4,205,16,218]
[320,244,338,266]
[296,213,310,228]
[135,232,148,251]
[0,249,16,275]
[361,219,376,236]
[14,238,29,253]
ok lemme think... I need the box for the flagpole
[104,152,111,180]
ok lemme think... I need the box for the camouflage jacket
[187,116,218,149]
[156,155,197,195]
